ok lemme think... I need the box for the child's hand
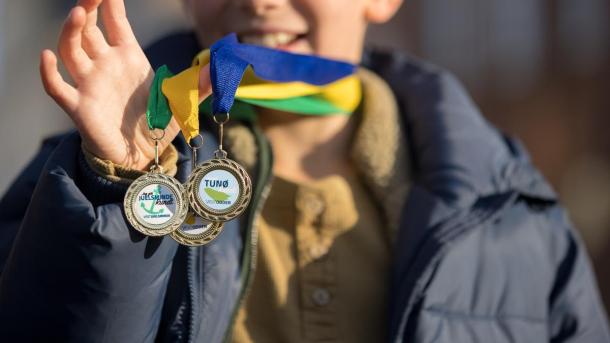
[40,0,211,171]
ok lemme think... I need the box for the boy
[0,0,608,342]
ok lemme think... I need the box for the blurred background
[1,0,609,311]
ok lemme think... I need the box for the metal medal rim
[124,173,188,236]
[170,215,225,246]
[186,158,252,222]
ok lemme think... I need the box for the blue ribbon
[209,33,357,115]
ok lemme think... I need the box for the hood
[363,48,557,208]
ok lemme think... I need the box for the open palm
[40,0,210,171]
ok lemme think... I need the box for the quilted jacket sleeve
[546,204,610,342]
[0,132,179,342]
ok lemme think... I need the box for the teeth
[276,32,294,45]
[240,32,298,48]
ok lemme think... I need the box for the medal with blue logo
[123,130,188,236]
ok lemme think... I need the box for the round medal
[124,173,188,236]
[170,212,224,246]
[186,157,252,222]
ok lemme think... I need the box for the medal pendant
[170,212,224,246]
[186,156,252,222]
[124,172,188,237]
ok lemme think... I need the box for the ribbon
[162,33,361,143]
[208,34,357,114]
[146,65,174,131]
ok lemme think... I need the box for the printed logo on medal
[181,212,211,235]
[198,169,241,211]
[124,172,188,237]
[133,184,177,225]
[186,158,252,223]
[170,212,225,247]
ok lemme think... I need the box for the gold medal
[186,155,252,222]
[170,212,224,246]
[171,135,226,246]
[124,170,188,237]
[123,129,188,236]
[186,113,252,223]
[123,172,188,236]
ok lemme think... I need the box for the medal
[170,135,226,246]
[124,130,188,236]
[124,66,188,237]
[186,114,252,223]
[124,170,188,236]
[170,212,224,246]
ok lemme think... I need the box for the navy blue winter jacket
[0,33,608,342]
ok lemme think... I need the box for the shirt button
[309,245,329,260]
[311,288,332,306]
[300,192,325,217]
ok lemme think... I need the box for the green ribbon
[199,95,349,122]
[146,65,175,130]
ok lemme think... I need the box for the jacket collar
[364,49,557,208]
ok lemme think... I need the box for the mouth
[237,31,309,53]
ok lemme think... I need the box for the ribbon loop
[208,33,356,115]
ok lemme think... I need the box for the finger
[40,50,79,113]
[77,0,102,13]
[58,7,93,76]
[100,0,136,46]
[78,0,110,57]
[198,65,212,103]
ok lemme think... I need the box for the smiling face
[183,0,402,63]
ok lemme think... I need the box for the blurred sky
[1,0,609,308]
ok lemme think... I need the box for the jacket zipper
[221,125,274,343]
[187,246,197,343]
[187,148,199,343]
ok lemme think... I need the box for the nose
[238,0,287,15]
